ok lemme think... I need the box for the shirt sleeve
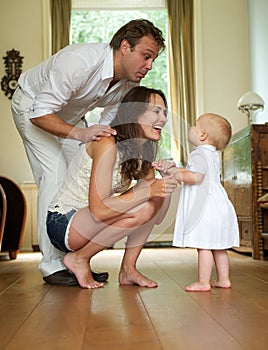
[187,148,208,175]
[98,104,120,125]
[29,51,94,118]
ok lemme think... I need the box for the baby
[153,113,239,292]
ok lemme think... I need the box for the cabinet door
[222,133,251,216]
[222,128,252,249]
[252,125,268,258]
[233,134,252,217]
[222,142,235,204]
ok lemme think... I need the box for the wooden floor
[0,248,267,350]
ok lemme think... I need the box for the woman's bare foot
[119,266,158,288]
[211,280,232,288]
[63,252,104,289]
[185,282,211,292]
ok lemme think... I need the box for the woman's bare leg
[63,242,105,289]
[64,207,155,288]
[63,196,167,289]
[186,249,213,292]
[119,197,168,288]
[211,250,231,288]
[119,224,158,288]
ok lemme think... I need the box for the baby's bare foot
[211,280,232,289]
[119,267,158,288]
[63,253,103,289]
[185,282,211,292]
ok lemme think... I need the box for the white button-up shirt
[18,43,138,125]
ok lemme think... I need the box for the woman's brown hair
[111,86,167,191]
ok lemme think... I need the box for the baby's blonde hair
[198,113,232,150]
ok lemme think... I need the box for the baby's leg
[185,249,213,292]
[211,250,231,288]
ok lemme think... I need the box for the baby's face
[188,119,203,146]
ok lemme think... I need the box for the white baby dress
[173,145,240,249]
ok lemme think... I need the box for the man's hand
[80,124,117,143]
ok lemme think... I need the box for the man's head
[110,19,165,53]
[111,19,165,83]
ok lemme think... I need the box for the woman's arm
[87,139,177,222]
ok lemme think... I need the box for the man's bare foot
[185,282,211,292]
[119,266,158,288]
[63,253,104,289]
[211,280,232,288]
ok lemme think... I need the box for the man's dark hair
[110,19,165,53]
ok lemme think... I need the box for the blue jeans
[46,210,76,253]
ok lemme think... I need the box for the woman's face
[138,93,167,141]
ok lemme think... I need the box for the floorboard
[0,249,267,350]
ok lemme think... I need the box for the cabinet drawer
[238,219,252,247]
[234,186,251,216]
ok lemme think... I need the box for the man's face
[120,35,159,82]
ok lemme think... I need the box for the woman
[46,86,177,289]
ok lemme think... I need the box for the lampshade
[237,91,264,111]
[237,91,264,124]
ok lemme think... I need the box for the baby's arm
[152,160,204,185]
[177,168,204,185]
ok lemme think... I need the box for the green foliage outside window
[71,9,171,159]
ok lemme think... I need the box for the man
[11,19,165,286]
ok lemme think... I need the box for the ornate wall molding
[1,49,23,99]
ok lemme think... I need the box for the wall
[248,0,268,124]
[196,0,250,133]
[0,0,44,184]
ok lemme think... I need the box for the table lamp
[237,91,264,125]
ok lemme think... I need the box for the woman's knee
[130,201,160,226]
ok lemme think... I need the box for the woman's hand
[141,175,177,198]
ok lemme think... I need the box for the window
[71,1,171,159]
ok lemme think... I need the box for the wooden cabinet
[222,124,268,259]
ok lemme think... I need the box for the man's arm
[30,113,117,142]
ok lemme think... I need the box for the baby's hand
[152,159,176,177]
[152,160,185,185]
